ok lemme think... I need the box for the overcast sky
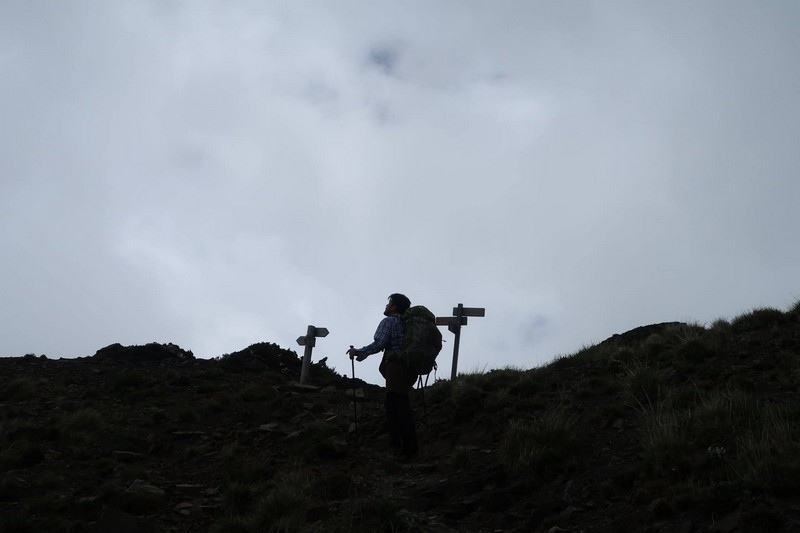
[2,1,799,385]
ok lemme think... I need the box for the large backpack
[401,306,443,376]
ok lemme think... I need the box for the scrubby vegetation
[2,302,800,532]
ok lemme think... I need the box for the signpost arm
[450,303,464,380]
[300,325,315,384]
[436,304,483,381]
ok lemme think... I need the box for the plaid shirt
[356,315,405,357]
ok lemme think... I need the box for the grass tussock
[0,476,24,501]
[623,358,667,406]
[0,439,46,470]
[631,382,800,495]
[113,370,147,391]
[550,343,615,368]
[330,497,408,533]
[450,379,485,423]
[0,512,34,533]
[501,405,579,478]
[734,404,800,492]
[210,516,251,533]
[238,383,278,402]
[60,407,103,438]
[731,307,789,333]
[251,464,312,532]
[223,481,262,516]
[634,395,691,475]
[691,387,755,448]
[1,377,37,401]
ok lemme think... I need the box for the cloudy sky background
[2,1,799,385]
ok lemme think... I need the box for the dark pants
[380,359,418,456]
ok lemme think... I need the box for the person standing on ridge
[347,293,418,458]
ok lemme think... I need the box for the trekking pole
[350,346,359,449]
[420,374,431,440]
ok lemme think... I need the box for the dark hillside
[2,303,800,532]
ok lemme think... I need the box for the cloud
[367,44,402,76]
[2,1,799,385]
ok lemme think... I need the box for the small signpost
[436,303,485,380]
[297,325,329,384]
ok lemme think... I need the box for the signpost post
[435,304,485,380]
[297,325,329,384]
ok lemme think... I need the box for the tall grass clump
[689,388,800,493]
[690,387,755,449]
[313,470,355,501]
[623,358,667,406]
[304,420,347,461]
[0,512,33,533]
[238,383,278,402]
[226,456,275,486]
[0,377,36,401]
[450,377,485,423]
[734,405,800,492]
[501,405,579,478]
[223,481,261,516]
[113,370,147,391]
[0,439,45,470]
[251,464,312,532]
[674,337,716,365]
[642,334,669,358]
[0,476,24,501]
[550,343,616,368]
[634,395,691,475]
[60,407,103,439]
[479,367,525,391]
[330,497,407,533]
[710,318,731,334]
[210,516,251,533]
[661,322,706,343]
[611,347,638,364]
[508,370,540,397]
[731,307,788,333]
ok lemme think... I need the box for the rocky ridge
[2,304,800,532]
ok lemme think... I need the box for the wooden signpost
[436,303,485,380]
[297,325,329,384]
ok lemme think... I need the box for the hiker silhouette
[347,293,418,458]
